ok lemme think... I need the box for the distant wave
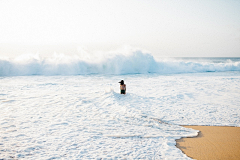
[0,51,240,76]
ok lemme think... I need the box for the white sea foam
[0,51,240,76]
[0,49,240,159]
[0,73,240,159]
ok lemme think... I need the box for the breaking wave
[0,51,240,76]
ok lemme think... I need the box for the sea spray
[0,51,240,76]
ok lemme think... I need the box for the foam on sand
[176,126,240,160]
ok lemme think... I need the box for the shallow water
[0,72,240,159]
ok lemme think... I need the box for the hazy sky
[0,0,240,57]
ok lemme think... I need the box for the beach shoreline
[176,126,240,160]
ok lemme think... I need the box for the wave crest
[0,51,240,76]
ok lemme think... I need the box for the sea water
[0,52,240,159]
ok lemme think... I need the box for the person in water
[119,80,126,94]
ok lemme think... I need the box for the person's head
[119,80,124,85]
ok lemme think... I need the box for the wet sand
[176,126,240,160]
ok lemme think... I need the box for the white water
[1,51,240,76]
[1,71,240,159]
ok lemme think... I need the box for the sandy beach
[176,126,240,160]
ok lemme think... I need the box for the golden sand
[176,126,240,160]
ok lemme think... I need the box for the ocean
[0,52,240,159]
